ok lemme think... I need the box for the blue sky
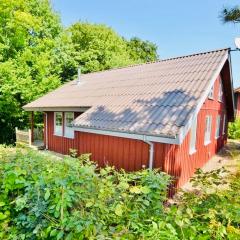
[52,0,240,87]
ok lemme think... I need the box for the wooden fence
[15,127,43,146]
[15,128,31,145]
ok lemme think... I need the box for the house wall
[171,75,228,187]
[44,111,165,171]
[43,74,228,189]
[235,93,240,117]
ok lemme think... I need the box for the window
[218,79,223,102]
[222,114,226,134]
[215,115,221,138]
[189,117,197,154]
[64,112,74,138]
[204,115,212,145]
[54,112,63,136]
[208,86,214,99]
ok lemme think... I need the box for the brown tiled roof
[24,48,231,139]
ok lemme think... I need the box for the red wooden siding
[44,111,159,171]
[43,74,228,189]
[75,132,153,171]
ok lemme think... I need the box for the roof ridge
[80,47,230,77]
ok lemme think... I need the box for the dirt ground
[181,139,240,191]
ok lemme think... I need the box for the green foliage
[0,146,240,239]
[228,119,240,139]
[127,37,158,62]
[0,0,65,144]
[68,22,158,73]
[0,146,170,239]
[220,6,240,24]
[165,167,240,240]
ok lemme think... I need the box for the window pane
[208,86,214,99]
[218,79,223,101]
[205,115,212,144]
[64,112,74,138]
[215,115,220,138]
[65,112,74,127]
[54,112,63,135]
[189,117,197,153]
[222,115,226,134]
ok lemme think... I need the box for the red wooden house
[234,87,240,117]
[24,48,235,188]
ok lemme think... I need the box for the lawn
[0,144,239,239]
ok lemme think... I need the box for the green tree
[68,22,158,73]
[0,0,68,143]
[220,6,240,24]
[68,22,136,73]
[127,37,158,62]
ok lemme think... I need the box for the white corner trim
[227,54,235,118]
[73,127,180,145]
[178,51,229,145]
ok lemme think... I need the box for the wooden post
[15,127,18,143]
[29,129,32,146]
[30,111,34,144]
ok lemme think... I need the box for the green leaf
[141,186,151,194]
[0,212,7,220]
[0,202,5,207]
[115,204,123,216]
[86,201,94,208]
[44,188,50,200]
[50,229,58,237]
[129,186,142,194]
[57,231,64,240]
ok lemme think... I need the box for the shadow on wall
[84,89,198,137]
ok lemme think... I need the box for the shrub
[228,118,240,139]
[0,146,240,239]
[0,146,170,239]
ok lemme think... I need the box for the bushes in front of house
[0,146,240,239]
[0,146,170,239]
[228,118,240,139]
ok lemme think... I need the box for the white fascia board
[73,127,180,145]
[178,51,229,144]
[227,54,236,119]
[24,107,89,112]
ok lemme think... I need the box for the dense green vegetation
[0,146,239,239]
[228,119,240,139]
[0,0,158,144]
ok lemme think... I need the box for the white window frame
[64,112,74,138]
[54,112,63,136]
[222,114,226,135]
[208,86,214,100]
[204,115,212,145]
[215,115,221,139]
[189,117,197,154]
[218,79,223,102]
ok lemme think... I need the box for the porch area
[15,127,44,150]
[15,114,45,150]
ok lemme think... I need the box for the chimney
[77,67,81,85]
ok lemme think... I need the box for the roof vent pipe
[77,67,81,85]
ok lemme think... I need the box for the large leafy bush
[228,118,240,139]
[0,146,170,239]
[0,146,240,239]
